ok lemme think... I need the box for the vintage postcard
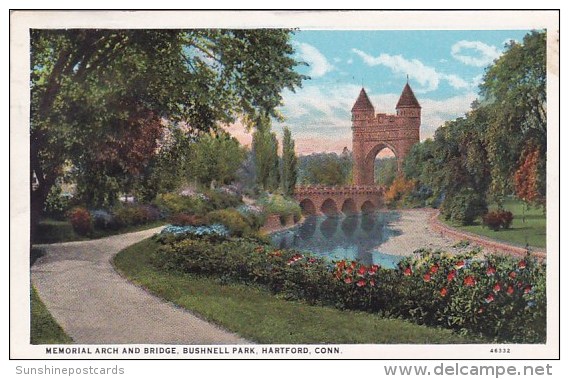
[10,10,560,360]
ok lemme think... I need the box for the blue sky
[263,29,531,155]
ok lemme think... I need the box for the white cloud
[352,48,471,92]
[295,42,334,78]
[278,82,478,153]
[451,40,501,67]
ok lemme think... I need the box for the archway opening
[373,147,397,187]
[321,198,340,217]
[299,199,317,216]
[361,200,376,214]
[341,198,357,215]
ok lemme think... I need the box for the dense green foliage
[281,126,298,196]
[375,157,397,187]
[30,29,306,236]
[151,232,545,342]
[403,31,546,222]
[298,152,352,185]
[252,115,280,191]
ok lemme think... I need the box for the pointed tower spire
[396,83,421,109]
[351,88,375,113]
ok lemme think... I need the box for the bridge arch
[321,198,340,217]
[299,199,317,216]
[341,198,357,215]
[361,200,376,214]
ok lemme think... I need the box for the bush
[441,188,487,225]
[153,235,546,343]
[154,193,209,216]
[236,205,266,230]
[203,188,242,210]
[90,209,115,230]
[206,209,252,237]
[43,186,73,220]
[112,205,151,227]
[482,210,514,231]
[170,213,205,226]
[68,207,92,236]
[257,194,301,223]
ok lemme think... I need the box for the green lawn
[30,286,73,344]
[113,238,479,344]
[34,218,166,244]
[443,199,546,249]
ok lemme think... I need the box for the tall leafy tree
[281,126,298,196]
[252,115,280,191]
[30,29,306,232]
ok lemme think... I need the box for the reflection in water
[271,212,403,268]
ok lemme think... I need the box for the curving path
[31,227,249,344]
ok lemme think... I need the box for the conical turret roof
[351,88,375,113]
[396,83,421,108]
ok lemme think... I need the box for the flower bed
[153,233,546,343]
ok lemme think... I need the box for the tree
[300,153,352,186]
[514,146,544,206]
[252,115,280,191]
[187,132,246,188]
[30,29,306,233]
[281,127,298,196]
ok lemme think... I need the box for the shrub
[206,209,252,237]
[441,188,487,225]
[90,209,115,230]
[113,205,151,227]
[236,205,266,230]
[68,207,92,236]
[170,213,205,226]
[257,194,301,223]
[154,193,209,216]
[153,235,546,343]
[43,186,72,220]
[204,188,242,210]
[482,210,514,231]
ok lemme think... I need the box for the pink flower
[369,265,379,275]
[493,283,501,293]
[486,266,496,276]
[423,273,431,282]
[357,265,367,277]
[344,277,352,284]
[403,267,412,276]
[485,293,495,303]
[509,271,517,279]
[463,275,476,287]
[356,279,366,287]
[506,285,514,295]
[369,279,376,287]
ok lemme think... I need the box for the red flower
[344,277,352,284]
[429,264,439,274]
[518,260,527,270]
[506,285,514,295]
[369,265,379,275]
[369,279,376,287]
[356,279,366,287]
[509,271,517,279]
[346,267,353,275]
[440,287,448,297]
[524,285,532,294]
[463,275,476,287]
[485,293,495,303]
[336,260,346,270]
[486,266,496,276]
[403,267,412,276]
[455,260,465,269]
[350,261,357,269]
[447,270,457,281]
[357,265,367,277]
[308,258,316,264]
[477,307,485,314]
[423,273,431,282]
[493,283,501,293]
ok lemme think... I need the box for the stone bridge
[293,185,384,216]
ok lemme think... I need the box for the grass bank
[34,218,166,244]
[442,199,545,249]
[114,238,477,344]
[30,286,73,344]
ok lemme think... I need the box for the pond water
[270,212,404,268]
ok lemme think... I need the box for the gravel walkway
[31,227,249,345]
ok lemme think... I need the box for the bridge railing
[294,185,384,195]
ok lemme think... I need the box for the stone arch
[361,200,376,214]
[362,143,399,186]
[299,199,317,216]
[320,198,339,217]
[341,198,357,215]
